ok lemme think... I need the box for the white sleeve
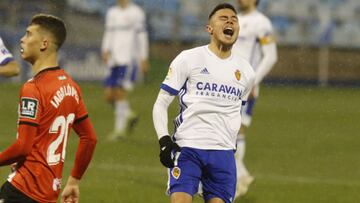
[0,38,14,65]
[152,89,175,139]
[136,9,149,60]
[254,18,278,85]
[161,52,190,95]
[101,10,112,53]
[254,43,277,85]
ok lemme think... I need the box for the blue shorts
[167,147,236,203]
[104,65,138,88]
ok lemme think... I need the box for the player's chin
[221,38,236,47]
[21,54,33,63]
[20,52,28,60]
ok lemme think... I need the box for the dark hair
[208,3,237,20]
[30,14,67,49]
[256,0,260,6]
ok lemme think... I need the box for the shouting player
[153,3,254,203]
[0,36,20,77]
[232,0,278,198]
[0,14,97,203]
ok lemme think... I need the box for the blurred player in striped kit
[0,36,20,77]
[232,0,278,198]
[101,0,149,139]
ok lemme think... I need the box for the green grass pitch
[0,60,359,202]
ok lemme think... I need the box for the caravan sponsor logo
[195,82,242,101]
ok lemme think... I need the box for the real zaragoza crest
[235,70,241,81]
[171,167,181,179]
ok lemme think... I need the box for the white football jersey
[0,37,13,65]
[101,3,148,67]
[161,45,255,150]
[232,10,275,71]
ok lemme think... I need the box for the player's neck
[32,52,59,75]
[208,43,231,59]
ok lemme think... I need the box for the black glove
[159,135,180,168]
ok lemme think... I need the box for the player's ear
[206,25,213,35]
[40,39,48,51]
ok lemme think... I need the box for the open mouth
[223,27,234,37]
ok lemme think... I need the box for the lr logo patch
[20,97,38,119]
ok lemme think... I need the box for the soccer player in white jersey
[232,0,278,198]
[101,0,149,139]
[0,36,20,77]
[153,3,255,203]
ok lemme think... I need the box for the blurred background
[1,0,360,85]
[0,0,359,203]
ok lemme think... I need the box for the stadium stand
[0,0,359,85]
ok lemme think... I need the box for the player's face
[20,25,45,64]
[238,0,256,12]
[207,8,239,47]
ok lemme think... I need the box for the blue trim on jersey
[173,79,188,140]
[0,57,13,66]
[161,84,179,95]
[242,100,247,105]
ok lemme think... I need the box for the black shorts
[0,181,37,203]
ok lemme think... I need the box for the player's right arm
[135,8,149,74]
[101,9,113,64]
[0,124,37,166]
[0,83,40,166]
[153,89,175,140]
[152,52,189,168]
[153,89,180,168]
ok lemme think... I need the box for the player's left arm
[70,116,97,179]
[61,116,97,203]
[254,19,278,86]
